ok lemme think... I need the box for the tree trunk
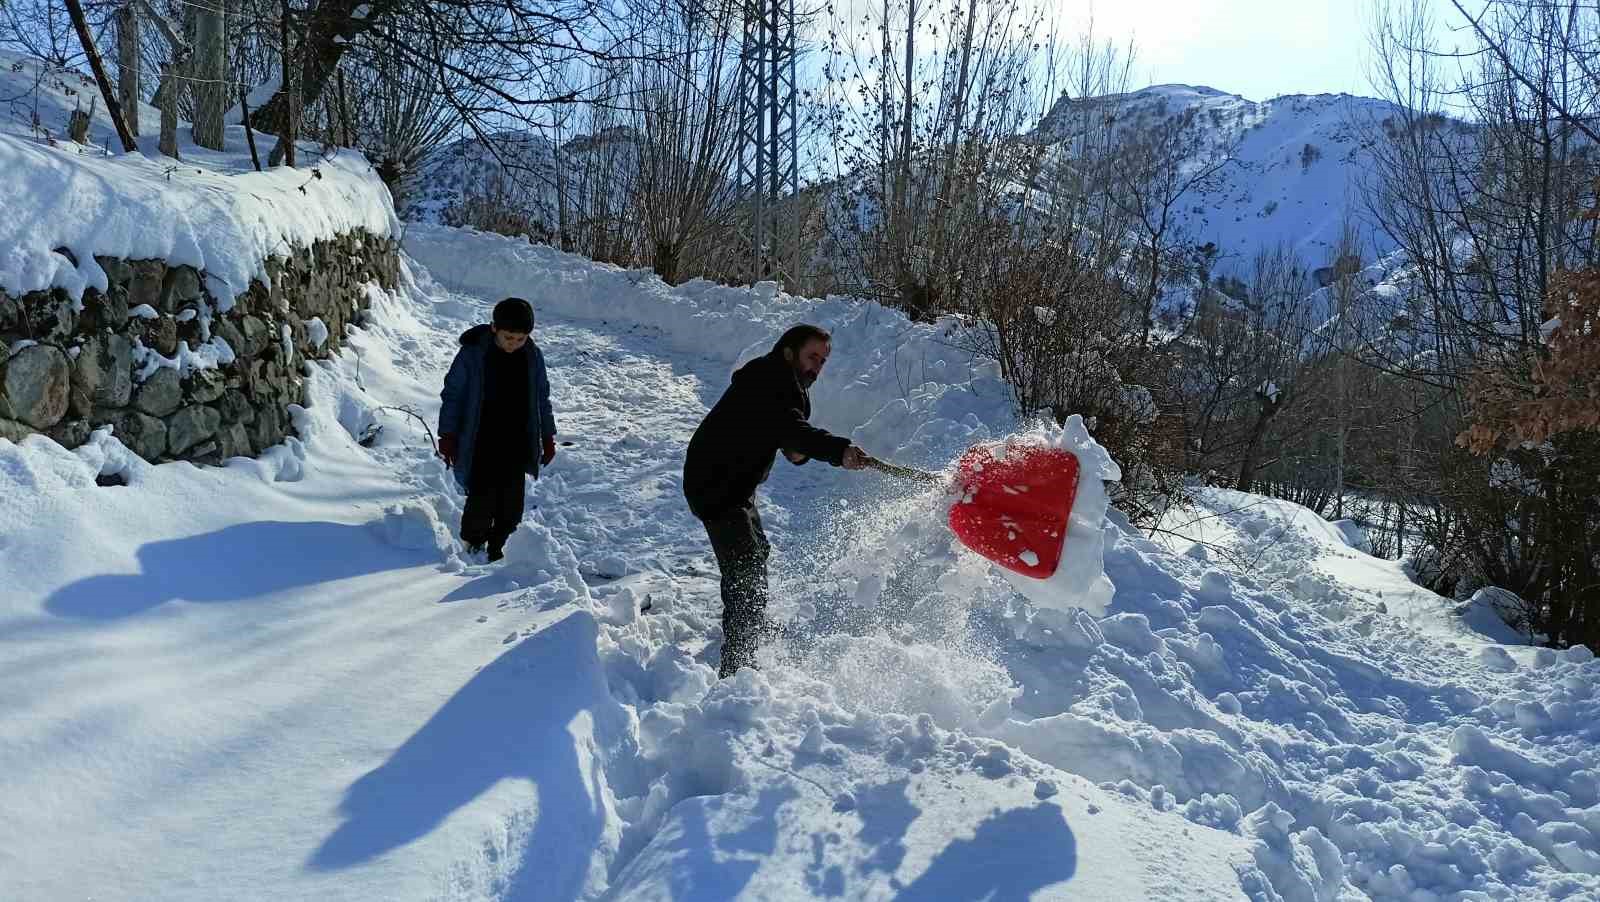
[1139,237,1162,350]
[336,67,352,147]
[890,0,916,292]
[191,0,226,150]
[239,83,262,170]
[159,63,180,158]
[64,0,138,152]
[270,0,297,167]
[117,5,140,137]
[653,241,680,284]
[1236,395,1280,494]
[251,0,398,139]
[555,128,571,251]
[69,105,92,143]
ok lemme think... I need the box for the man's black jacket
[683,350,851,520]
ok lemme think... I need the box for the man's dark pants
[461,475,527,555]
[703,500,771,678]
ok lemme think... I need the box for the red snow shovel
[866,443,1082,579]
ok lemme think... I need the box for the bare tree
[1363,0,1600,645]
[1,0,84,67]
[116,4,139,136]
[242,0,661,174]
[336,4,479,194]
[1108,102,1237,349]
[821,0,1063,317]
[630,0,742,283]
[1178,242,1317,494]
[567,93,641,266]
[64,0,138,151]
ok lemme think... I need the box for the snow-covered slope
[8,218,1596,900]
[403,129,563,226]
[1039,84,1423,267]
[400,82,1430,277]
[402,127,640,232]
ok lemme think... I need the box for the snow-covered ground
[3,49,1598,901]
[4,222,1599,900]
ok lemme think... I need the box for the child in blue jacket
[438,297,557,561]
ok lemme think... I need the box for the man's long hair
[772,324,830,356]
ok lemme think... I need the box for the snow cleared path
[6,229,1600,901]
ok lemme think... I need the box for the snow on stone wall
[0,232,401,464]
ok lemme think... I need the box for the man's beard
[797,368,818,388]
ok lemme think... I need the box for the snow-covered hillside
[6,202,1600,898]
[402,126,640,235]
[1038,84,1428,268]
[403,129,564,226]
[400,82,1431,278]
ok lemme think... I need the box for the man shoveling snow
[684,324,873,678]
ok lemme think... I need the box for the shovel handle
[865,456,945,484]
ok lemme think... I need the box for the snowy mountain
[402,83,1435,279]
[1037,84,1427,270]
[402,126,641,237]
[403,129,562,226]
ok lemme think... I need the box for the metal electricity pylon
[734,0,800,287]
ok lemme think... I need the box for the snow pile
[372,501,453,554]
[1457,587,1532,645]
[0,51,398,307]
[499,516,592,607]
[605,668,1249,900]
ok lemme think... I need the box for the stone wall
[0,230,400,464]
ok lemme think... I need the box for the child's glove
[542,435,557,466]
[438,433,458,468]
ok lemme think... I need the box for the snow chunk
[371,502,452,555]
[1477,646,1519,673]
[71,426,146,485]
[1456,587,1529,645]
[1450,726,1559,786]
[1329,519,1369,553]
[499,517,590,606]
[305,317,330,350]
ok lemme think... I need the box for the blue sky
[1056,0,1469,101]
